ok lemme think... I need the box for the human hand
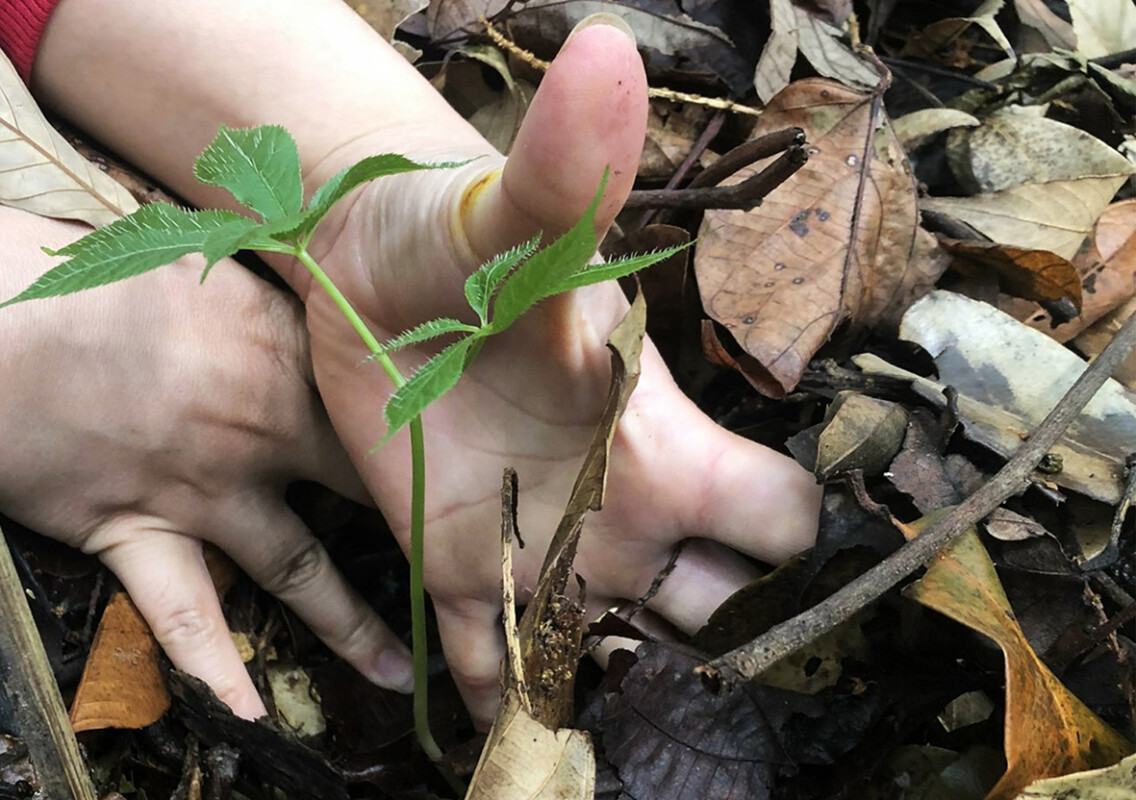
[0,206,413,720]
[284,21,823,727]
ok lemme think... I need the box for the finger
[461,17,648,259]
[664,383,823,564]
[643,539,761,634]
[434,597,506,730]
[97,524,267,720]
[294,402,374,507]
[213,499,414,693]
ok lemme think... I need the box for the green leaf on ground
[383,337,476,440]
[0,203,247,308]
[193,125,304,222]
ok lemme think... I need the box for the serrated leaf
[198,214,300,280]
[464,234,540,322]
[0,203,246,307]
[488,172,608,332]
[382,338,475,440]
[287,153,469,242]
[193,125,303,222]
[0,50,139,226]
[544,244,691,296]
[378,318,480,353]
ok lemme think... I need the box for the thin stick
[698,309,1136,690]
[0,524,97,800]
[480,17,762,116]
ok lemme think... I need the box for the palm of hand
[300,25,821,725]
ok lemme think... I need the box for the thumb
[461,16,647,260]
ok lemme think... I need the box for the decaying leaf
[855,291,1136,504]
[792,3,880,91]
[904,525,1133,800]
[864,745,1005,800]
[892,108,980,152]
[1013,752,1136,799]
[602,644,782,800]
[1067,0,1136,60]
[984,508,1048,542]
[431,45,534,153]
[348,0,428,49]
[267,664,326,738]
[815,391,908,481]
[754,0,798,103]
[467,689,596,799]
[469,293,648,798]
[0,52,138,226]
[69,591,170,732]
[1001,199,1136,342]
[902,0,1014,62]
[942,239,1083,312]
[1076,296,1136,391]
[696,79,948,395]
[640,103,713,180]
[924,111,1134,260]
[426,0,509,40]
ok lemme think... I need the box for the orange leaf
[695,78,947,395]
[942,239,1083,311]
[69,591,170,732]
[904,527,1133,800]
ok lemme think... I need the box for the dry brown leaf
[1013,0,1076,50]
[347,0,427,42]
[815,391,908,481]
[1014,753,1136,799]
[426,0,509,40]
[943,240,1083,311]
[0,52,138,226]
[69,591,170,733]
[854,291,1136,505]
[902,0,1014,62]
[695,79,947,396]
[1076,296,1136,391]
[640,103,713,181]
[984,508,1048,541]
[903,524,1133,800]
[1001,199,1136,342]
[1068,0,1136,59]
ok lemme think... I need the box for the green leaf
[0,203,248,308]
[487,171,608,333]
[378,318,480,353]
[198,214,301,280]
[286,154,471,242]
[544,243,692,295]
[193,125,303,222]
[463,234,540,323]
[383,338,474,440]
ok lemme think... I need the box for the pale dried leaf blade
[793,7,880,90]
[1013,0,1076,49]
[1013,753,1136,799]
[0,52,138,226]
[892,108,979,151]
[466,689,595,800]
[754,0,798,104]
[1068,0,1136,59]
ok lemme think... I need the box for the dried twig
[698,309,1136,690]
[623,144,807,211]
[0,524,97,800]
[480,17,762,116]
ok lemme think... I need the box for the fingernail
[565,13,636,47]
[371,650,415,694]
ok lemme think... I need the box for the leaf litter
[3,1,1136,798]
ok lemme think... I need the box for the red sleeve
[0,0,62,82]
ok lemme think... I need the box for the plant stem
[294,249,445,765]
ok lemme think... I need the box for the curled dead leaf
[696,78,948,395]
[903,523,1133,800]
[815,392,908,481]
[943,239,1083,312]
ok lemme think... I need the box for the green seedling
[1,124,685,769]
